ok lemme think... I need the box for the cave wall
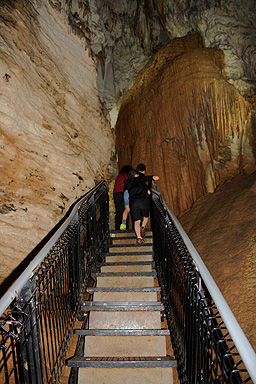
[178,172,256,351]
[116,34,255,215]
[0,0,113,284]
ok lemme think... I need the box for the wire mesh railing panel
[150,191,254,384]
[0,181,109,384]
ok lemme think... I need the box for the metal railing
[0,180,109,384]
[150,189,256,384]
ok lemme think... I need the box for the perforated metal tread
[95,271,156,277]
[109,243,153,248]
[102,251,154,256]
[67,356,177,368]
[111,235,153,240]
[110,230,152,235]
[81,301,164,311]
[86,287,161,293]
[97,261,155,267]
[75,329,170,336]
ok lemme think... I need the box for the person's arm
[140,175,159,182]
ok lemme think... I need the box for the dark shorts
[130,198,149,222]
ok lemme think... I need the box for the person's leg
[130,200,144,243]
[134,220,141,239]
[122,205,130,221]
[141,217,149,236]
[120,190,130,230]
[140,200,150,236]
[114,192,124,230]
[120,204,129,230]
[141,217,148,228]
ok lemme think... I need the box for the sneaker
[137,237,144,245]
[120,223,126,230]
[140,226,145,237]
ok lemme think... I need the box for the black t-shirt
[124,175,153,201]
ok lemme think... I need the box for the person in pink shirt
[113,165,132,230]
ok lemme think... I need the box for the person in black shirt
[124,169,159,245]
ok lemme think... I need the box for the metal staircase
[68,230,177,383]
[1,181,255,384]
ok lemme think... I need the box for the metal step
[110,230,152,235]
[111,235,153,240]
[101,251,154,256]
[92,290,158,302]
[110,230,135,234]
[86,287,161,293]
[97,261,155,267]
[109,243,153,248]
[67,356,177,368]
[95,271,156,277]
[89,310,161,329]
[75,329,170,336]
[81,301,164,311]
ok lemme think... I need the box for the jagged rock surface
[0,0,113,285]
[155,0,256,96]
[116,34,255,215]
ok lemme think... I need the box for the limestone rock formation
[54,0,256,126]
[0,0,113,286]
[116,34,255,215]
[178,172,256,351]
[50,0,170,126]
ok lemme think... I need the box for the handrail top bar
[151,188,256,382]
[0,180,107,316]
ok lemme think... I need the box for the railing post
[69,213,82,311]
[12,277,44,384]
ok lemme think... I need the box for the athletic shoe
[140,226,145,237]
[120,223,126,230]
[137,237,145,245]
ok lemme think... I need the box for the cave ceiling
[55,0,256,126]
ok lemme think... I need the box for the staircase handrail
[151,188,256,383]
[0,180,106,316]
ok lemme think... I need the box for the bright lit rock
[116,35,255,215]
[0,0,113,284]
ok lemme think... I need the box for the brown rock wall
[179,172,256,351]
[116,34,255,215]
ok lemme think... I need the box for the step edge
[82,301,163,306]
[86,287,161,292]
[96,272,156,277]
[98,261,154,266]
[74,329,170,335]
[109,244,153,248]
[67,356,177,368]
